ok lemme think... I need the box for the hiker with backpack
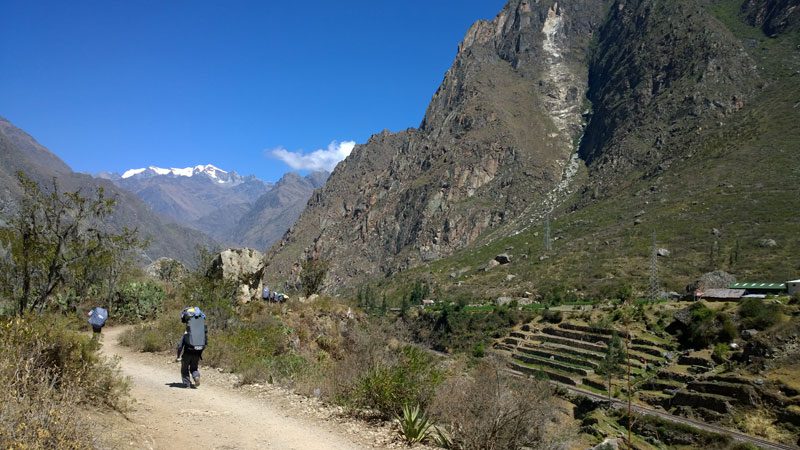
[87,306,108,338]
[176,306,207,388]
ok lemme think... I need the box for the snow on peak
[121,168,146,178]
[120,164,233,181]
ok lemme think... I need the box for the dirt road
[100,327,375,450]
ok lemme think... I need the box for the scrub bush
[0,315,129,448]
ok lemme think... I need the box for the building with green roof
[728,282,787,294]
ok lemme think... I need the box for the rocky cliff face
[266,0,610,287]
[265,0,775,292]
[579,0,759,193]
[741,0,800,35]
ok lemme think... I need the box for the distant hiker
[176,306,207,388]
[262,286,270,301]
[87,306,108,337]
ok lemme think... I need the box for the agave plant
[396,403,433,444]
[431,425,452,449]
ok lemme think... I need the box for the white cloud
[270,140,355,172]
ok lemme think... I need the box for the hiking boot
[193,376,200,387]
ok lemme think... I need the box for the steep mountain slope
[579,0,759,192]
[233,171,328,251]
[266,0,799,297]
[0,118,216,263]
[266,0,610,285]
[365,0,800,300]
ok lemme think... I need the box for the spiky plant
[396,403,433,444]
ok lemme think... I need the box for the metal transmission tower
[649,231,660,300]
[543,213,552,252]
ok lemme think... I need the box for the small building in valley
[788,279,800,296]
[697,288,745,301]
[728,282,787,295]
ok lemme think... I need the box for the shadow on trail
[165,382,190,389]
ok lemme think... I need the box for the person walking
[87,306,108,339]
[176,306,207,388]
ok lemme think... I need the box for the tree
[300,257,329,297]
[0,172,140,315]
[597,332,626,402]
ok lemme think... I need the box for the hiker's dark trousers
[180,353,201,386]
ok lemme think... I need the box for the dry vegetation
[120,269,567,448]
[0,315,129,448]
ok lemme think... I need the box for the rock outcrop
[207,248,265,303]
[741,0,800,36]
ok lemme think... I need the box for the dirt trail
[100,326,373,450]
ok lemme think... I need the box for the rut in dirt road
[100,326,373,450]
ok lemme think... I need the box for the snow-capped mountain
[111,164,244,185]
[102,164,328,250]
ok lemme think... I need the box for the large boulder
[207,248,265,303]
[686,270,737,293]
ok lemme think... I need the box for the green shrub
[472,342,486,358]
[119,318,184,353]
[713,343,730,361]
[738,298,784,330]
[113,280,166,322]
[347,346,443,418]
[542,309,563,324]
[300,258,329,297]
[679,303,738,348]
[396,404,432,444]
[202,318,286,373]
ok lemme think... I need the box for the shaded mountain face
[265,0,789,293]
[578,0,759,193]
[741,0,800,35]
[0,117,216,263]
[233,171,328,251]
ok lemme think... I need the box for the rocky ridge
[265,0,776,293]
[266,0,609,287]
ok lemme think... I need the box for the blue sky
[0,0,505,182]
